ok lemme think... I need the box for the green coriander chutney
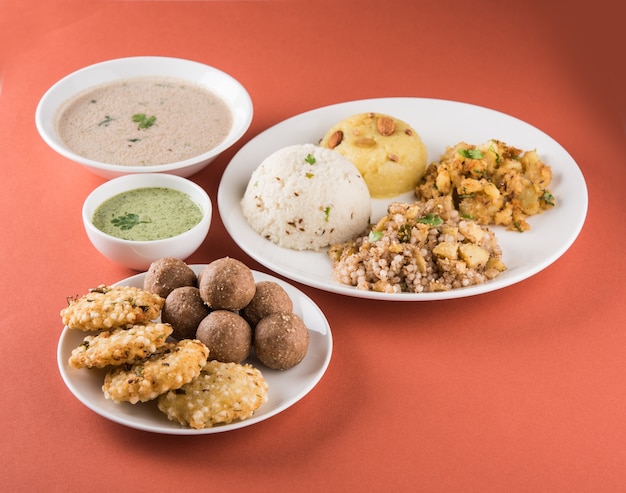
[93,187,203,241]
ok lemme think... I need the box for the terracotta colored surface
[1,1,623,491]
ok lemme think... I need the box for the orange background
[1,1,624,491]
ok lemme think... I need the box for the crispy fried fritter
[61,285,164,331]
[102,339,209,404]
[68,322,173,369]
[157,360,268,429]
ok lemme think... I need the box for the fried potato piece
[61,285,164,331]
[68,322,173,369]
[102,339,209,404]
[416,140,556,231]
[157,360,268,429]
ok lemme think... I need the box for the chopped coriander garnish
[132,113,156,129]
[305,154,316,165]
[111,213,151,231]
[305,172,314,178]
[458,148,484,159]
[323,206,331,222]
[416,213,442,226]
[368,230,383,242]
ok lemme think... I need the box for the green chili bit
[542,190,555,206]
[368,230,383,242]
[458,148,484,159]
[111,213,151,231]
[488,144,501,164]
[398,224,412,243]
[417,213,443,226]
[132,113,156,129]
[323,206,331,222]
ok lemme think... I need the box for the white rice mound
[241,143,372,251]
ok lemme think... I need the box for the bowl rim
[35,56,253,173]
[82,172,212,245]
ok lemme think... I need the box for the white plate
[218,98,588,301]
[57,266,333,435]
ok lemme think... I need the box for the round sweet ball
[253,312,309,370]
[198,257,255,310]
[196,310,252,363]
[241,281,294,328]
[143,257,197,298]
[161,286,210,341]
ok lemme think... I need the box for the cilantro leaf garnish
[458,148,484,159]
[111,213,151,230]
[305,154,316,165]
[132,113,156,129]
[368,230,383,242]
[416,213,442,226]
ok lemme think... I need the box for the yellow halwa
[319,112,428,198]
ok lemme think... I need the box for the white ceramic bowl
[36,56,253,179]
[82,173,212,270]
